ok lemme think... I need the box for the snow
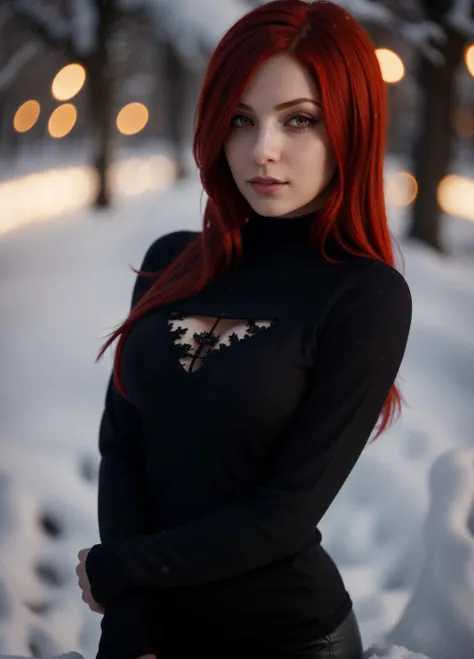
[0,655,83,659]
[398,20,447,66]
[336,0,447,66]
[8,0,100,57]
[0,43,39,92]
[446,0,474,39]
[0,159,473,659]
[7,0,247,63]
[0,5,9,30]
[138,0,249,65]
[337,0,394,25]
[10,1,71,47]
[3,0,474,654]
[68,0,96,56]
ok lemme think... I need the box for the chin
[253,201,316,219]
[249,198,295,217]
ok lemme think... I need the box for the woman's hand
[76,547,105,614]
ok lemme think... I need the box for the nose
[252,125,281,165]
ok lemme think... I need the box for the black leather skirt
[280,609,364,658]
[160,609,364,658]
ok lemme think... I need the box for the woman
[76,1,412,657]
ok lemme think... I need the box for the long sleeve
[85,265,412,602]
[94,232,193,658]
[94,379,159,659]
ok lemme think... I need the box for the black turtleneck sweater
[85,211,412,658]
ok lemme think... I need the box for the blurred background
[0,1,473,658]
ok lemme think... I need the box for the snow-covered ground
[0,167,473,659]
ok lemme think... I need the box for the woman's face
[224,53,336,219]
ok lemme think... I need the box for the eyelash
[230,112,319,131]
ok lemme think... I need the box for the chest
[122,304,317,437]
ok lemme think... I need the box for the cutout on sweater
[168,310,275,373]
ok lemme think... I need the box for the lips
[248,179,288,195]
[249,178,287,184]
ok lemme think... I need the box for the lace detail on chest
[168,310,276,373]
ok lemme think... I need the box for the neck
[240,209,317,263]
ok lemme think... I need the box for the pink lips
[248,178,288,195]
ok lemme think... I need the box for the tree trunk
[408,5,466,252]
[162,40,189,180]
[88,0,116,209]
[88,64,113,207]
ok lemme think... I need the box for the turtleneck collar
[240,209,317,262]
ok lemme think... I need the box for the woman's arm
[93,233,192,659]
[85,264,412,602]
[94,374,160,659]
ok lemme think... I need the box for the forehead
[239,53,320,107]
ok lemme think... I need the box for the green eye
[231,114,251,127]
[286,114,316,129]
[230,113,318,130]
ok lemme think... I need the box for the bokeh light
[465,44,474,78]
[385,172,418,206]
[13,100,41,133]
[376,48,405,84]
[116,103,149,135]
[48,104,77,138]
[0,167,98,236]
[0,155,178,236]
[51,63,86,101]
[438,175,474,222]
[453,107,474,139]
[110,155,178,196]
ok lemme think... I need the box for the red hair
[97,0,406,441]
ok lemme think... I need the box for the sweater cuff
[86,543,127,604]
[95,590,162,659]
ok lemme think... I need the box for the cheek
[225,135,244,164]
[292,139,334,173]
[317,131,337,173]
[225,139,250,186]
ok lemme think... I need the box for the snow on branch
[7,0,79,60]
[0,4,11,31]
[337,0,448,66]
[0,654,85,659]
[135,0,247,64]
[401,20,447,66]
[337,0,394,26]
[445,0,474,38]
[0,41,39,91]
[69,0,97,55]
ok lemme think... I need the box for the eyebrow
[236,97,321,111]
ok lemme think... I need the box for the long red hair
[97,0,406,441]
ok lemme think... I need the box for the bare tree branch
[402,20,447,65]
[0,41,39,90]
[338,0,449,66]
[67,0,97,55]
[446,0,474,38]
[339,0,394,25]
[7,0,81,63]
[0,4,11,31]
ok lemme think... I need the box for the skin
[77,549,156,658]
[224,52,337,218]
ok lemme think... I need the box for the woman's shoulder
[345,257,410,294]
[141,229,200,271]
[320,256,412,323]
